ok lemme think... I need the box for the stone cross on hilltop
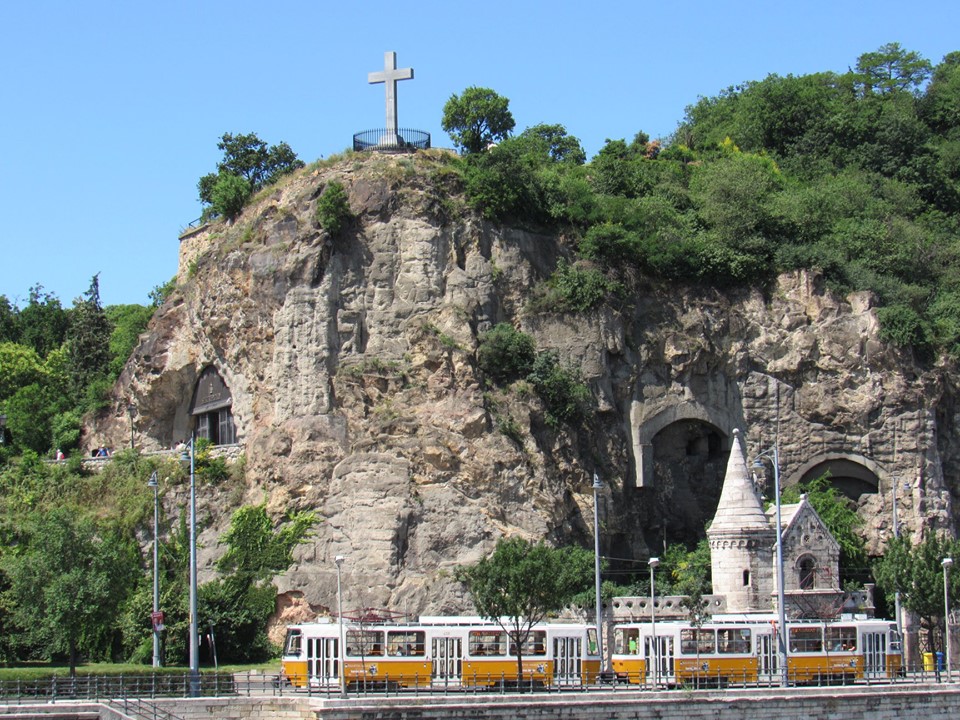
[368,51,414,145]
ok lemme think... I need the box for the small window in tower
[742,569,750,587]
[799,556,816,589]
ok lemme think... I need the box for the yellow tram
[281,616,602,690]
[611,615,902,686]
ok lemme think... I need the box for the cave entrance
[649,420,728,549]
[795,458,879,504]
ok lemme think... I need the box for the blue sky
[1,0,958,308]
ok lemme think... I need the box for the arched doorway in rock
[791,455,880,504]
[189,366,236,445]
[649,419,728,548]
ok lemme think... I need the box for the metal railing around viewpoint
[353,128,430,152]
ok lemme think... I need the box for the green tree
[2,508,138,674]
[105,304,154,379]
[476,323,536,384]
[874,534,960,652]
[210,173,253,221]
[67,275,112,398]
[198,132,304,204]
[0,342,45,402]
[856,42,932,95]
[17,286,69,358]
[5,383,62,454]
[442,87,516,154]
[455,537,593,682]
[0,296,19,344]
[516,124,586,165]
[315,181,352,236]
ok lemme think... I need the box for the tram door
[757,632,778,684]
[307,637,339,686]
[644,635,674,685]
[431,637,462,685]
[553,636,582,685]
[862,631,887,678]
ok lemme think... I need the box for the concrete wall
[136,684,960,720]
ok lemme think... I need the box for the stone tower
[707,429,776,613]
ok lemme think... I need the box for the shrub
[547,259,621,312]
[315,181,352,236]
[211,173,252,221]
[526,351,591,427]
[477,323,536,384]
[877,304,930,349]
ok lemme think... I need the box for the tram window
[346,630,384,657]
[587,628,599,654]
[789,627,822,653]
[510,630,547,657]
[469,631,506,656]
[826,626,856,651]
[284,629,302,656]
[615,628,639,655]
[717,628,750,654]
[387,631,426,657]
[681,629,715,655]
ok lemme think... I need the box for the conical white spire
[709,429,770,533]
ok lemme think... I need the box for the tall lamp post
[891,478,909,646]
[127,404,136,450]
[648,557,659,687]
[180,437,199,695]
[753,445,789,687]
[148,471,161,668]
[943,557,953,682]
[592,473,605,677]
[335,556,346,698]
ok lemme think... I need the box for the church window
[798,555,816,589]
[742,569,750,587]
[189,366,236,445]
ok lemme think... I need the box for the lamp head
[334,555,345,566]
[648,557,660,569]
[147,470,158,488]
[944,557,954,570]
[592,472,602,491]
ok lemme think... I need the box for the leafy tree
[17,286,69,358]
[198,132,304,204]
[454,537,593,681]
[315,181,352,236]
[515,124,586,165]
[0,342,45,402]
[442,87,516,154]
[922,52,960,133]
[2,508,139,674]
[874,534,960,652]
[148,278,176,308]
[855,42,932,95]
[215,504,316,583]
[476,323,536,384]
[210,173,252,221]
[0,296,18,344]
[4,383,62,454]
[105,304,154,379]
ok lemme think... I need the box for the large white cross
[368,51,413,141]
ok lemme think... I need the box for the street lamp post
[592,473,605,678]
[648,557,659,687]
[944,557,953,682]
[148,471,161,668]
[753,446,789,687]
[335,556,346,698]
[891,478,908,648]
[184,437,199,695]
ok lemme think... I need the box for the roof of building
[709,429,774,536]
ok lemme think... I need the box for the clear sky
[1,0,958,308]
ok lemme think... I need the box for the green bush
[547,259,621,311]
[315,181,352,236]
[211,173,252,221]
[526,351,591,427]
[877,304,931,349]
[477,323,536,384]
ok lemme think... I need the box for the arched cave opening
[649,420,728,550]
[796,459,878,504]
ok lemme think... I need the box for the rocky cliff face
[92,151,960,630]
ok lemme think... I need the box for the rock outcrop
[92,151,960,626]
